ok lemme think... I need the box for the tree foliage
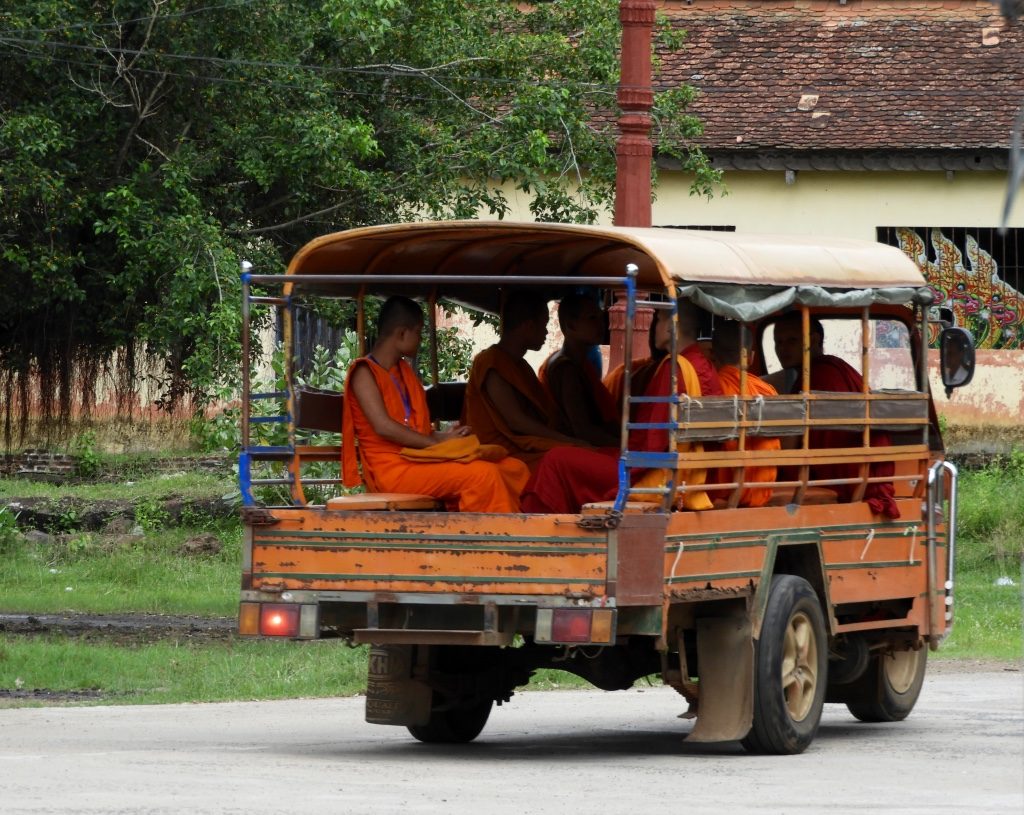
[0,0,719,442]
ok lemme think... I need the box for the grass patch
[0,636,598,705]
[955,452,1024,572]
[934,567,1023,662]
[0,471,234,503]
[0,636,368,705]
[0,524,241,617]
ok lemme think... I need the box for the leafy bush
[0,508,20,553]
[71,431,101,478]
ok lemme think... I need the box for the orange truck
[235,222,972,754]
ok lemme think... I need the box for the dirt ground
[0,612,238,704]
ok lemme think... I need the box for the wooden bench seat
[765,486,838,507]
[581,500,662,515]
[326,493,443,511]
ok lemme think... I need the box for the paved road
[1,667,1021,815]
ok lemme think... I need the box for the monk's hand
[433,424,472,442]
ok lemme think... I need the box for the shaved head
[502,292,549,332]
[377,296,423,338]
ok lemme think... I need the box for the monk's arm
[548,366,619,447]
[482,370,579,445]
[349,366,436,449]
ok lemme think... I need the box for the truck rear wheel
[742,575,828,755]
[845,647,927,723]
[407,697,493,744]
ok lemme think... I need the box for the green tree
[0,0,719,443]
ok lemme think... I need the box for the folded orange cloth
[400,434,509,463]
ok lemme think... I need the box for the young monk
[521,307,712,514]
[709,320,780,508]
[541,292,619,447]
[677,299,723,397]
[341,296,530,512]
[603,319,666,407]
[463,291,582,473]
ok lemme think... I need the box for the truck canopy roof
[281,221,929,316]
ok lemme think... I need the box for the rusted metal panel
[661,499,939,637]
[610,513,668,605]
[250,509,609,597]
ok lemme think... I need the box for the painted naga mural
[884,227,1024,350]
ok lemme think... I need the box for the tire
[845,647,927,723]
[742,575,828,755]
[407,697,493,744]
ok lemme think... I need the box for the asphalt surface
[1,667,1021,815]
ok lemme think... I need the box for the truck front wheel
[845,647,927,723]
[407,697,493,744]
[742,575,828,755]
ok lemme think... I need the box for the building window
[877,227,1023,350]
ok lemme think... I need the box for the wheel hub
[883,648,922,694]
[781,611,818,722]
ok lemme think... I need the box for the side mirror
[939,327,975,397]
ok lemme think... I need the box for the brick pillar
[609,0,656,371]
[608,292,655,372]
[613,0,655,229]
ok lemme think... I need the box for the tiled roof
[658,0,1023,152]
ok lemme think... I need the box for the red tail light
[535,607,616,644]
[260,603,300,637]
[551,609,593,643]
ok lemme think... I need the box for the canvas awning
[279,221,928,313]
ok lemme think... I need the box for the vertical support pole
[731,322,751,509]
[618,267,639,453]
[795,306,811,504]
[282,300,305,506]
[853,307,871,502]
[664,290,679,512]
[240,261,254,507]
[240,263,252,452]
[428,289,440,388]
[918,303,931,451]
[614,266,639,513]
[356,287,367,357]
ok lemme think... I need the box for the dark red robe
[681,343,724,398]
[802,355,900,519]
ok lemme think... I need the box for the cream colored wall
[495,170,1024,235]
[651,170,1024,237]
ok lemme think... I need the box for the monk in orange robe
[603,319,665,406]
[678,299,724,397]
[463,292,583,473]
[709,320,780,508]
[540,292,620,447]
[341,296,529,512]
[522,308,712,513]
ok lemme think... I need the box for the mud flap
[365,645,432,727]
[685,617,754,744]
